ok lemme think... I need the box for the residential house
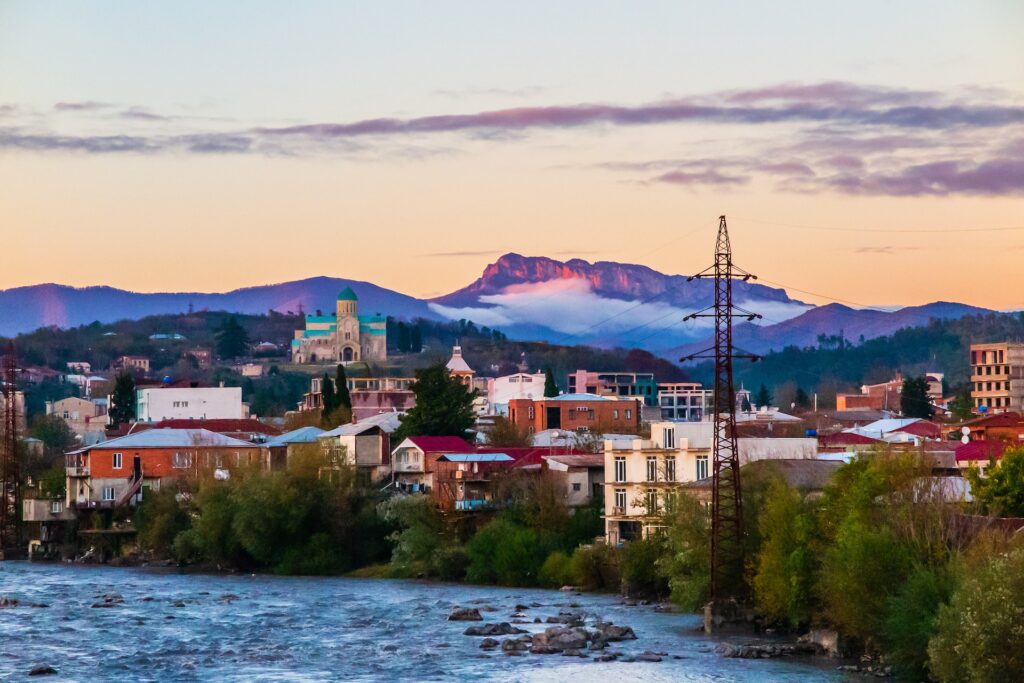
[431,453,515,511]
[390,435,475,493]
[955,440,1005,478]
[487,372,547,416]
[300,376,415,420]
[184,347,213,368]
[22,493,76,559]
[64,428,260,510]
[568,370,659,406]
[46,396,108,442]
[144,418,281,442]
[318,411,402,483]
[656,382,712,421]
[682,459,844,505]
[946,411,1024,443]
[135,385,246,421]
[113,355,151,374]
[543,454,605,507]
[262,426,325,472]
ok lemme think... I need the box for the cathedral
[290,287,387,364]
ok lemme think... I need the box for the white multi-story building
[487,372,547,415]
[135,386,245,422]
[603,421,817,544]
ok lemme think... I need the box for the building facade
[970,343,1024,413]
[567,370,659,406]
[657,382,713,421]
[290,288,387,364]
[135,386,245,422]
[46,396,108,442]
[507,394,641,434]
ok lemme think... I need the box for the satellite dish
[961,435,970,444]
[961,426,970,435]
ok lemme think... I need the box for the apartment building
[656,382,713,421]
[567,370,659,406]
[135,385,246,421]
[507,394,641,434]
[970,343,1024,413]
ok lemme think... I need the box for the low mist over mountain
[0,255,994,357]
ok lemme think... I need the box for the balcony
[66,466,90,477]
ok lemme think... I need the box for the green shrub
[569,544,620,592]
[620,536,668,598]
[659,494,710,609]
[435,546,469,581]
[466,518,550,586]
[881,564,955,680]
[135,487,191,558]
[539,551,573,588]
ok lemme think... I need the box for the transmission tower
[681,216,761,602]
[0,341,20,555]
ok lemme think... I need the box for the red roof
[404,436,475,453]
[960,412,1024,429]
[956,440,1006,463]
[894,421,942,438]
[145,419,282,436]
[819,432,882,447]
[477,446,579,468]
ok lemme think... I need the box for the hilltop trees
[109,370,136,427]
[393,363,476,442]
[755,383,772,408]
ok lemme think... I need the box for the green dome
[337,286,358,301]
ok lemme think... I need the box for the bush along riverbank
[120,447,1024,682]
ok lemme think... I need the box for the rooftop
[265,426,325,447]
[68,428,257,454]
[437,453,513,463]
[400,435,476,453]
[338,286,358,301]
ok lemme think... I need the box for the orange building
[507,394,641,434]
[65,428,260,510]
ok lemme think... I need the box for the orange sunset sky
[1,2,1022,309]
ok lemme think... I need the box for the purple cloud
[652,169,749,186]
[54,101,112,111]
[825,158,1024,196]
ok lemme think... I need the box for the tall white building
[135,386,245,422]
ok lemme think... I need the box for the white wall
[136,387,244,421]
[488,373,546,414]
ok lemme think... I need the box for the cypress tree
[543,367,559,397]
[335,364,351,411]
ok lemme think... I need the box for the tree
[928,547,1024,682]
[949,386,974,422]
[320,375,336,423]
[215,316,250,359]
[393,363,476,442]
[29,414,76,454]
[543,367,559,398]
[486,416,533,447]
[900,375,932,418]
[755,383,772,408]
[794,387,810,410]
[741,395,752,412]
[334,364,351,411]
[966,447,1024,517]
[109,370,136,427]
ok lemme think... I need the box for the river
[0,562,844,681]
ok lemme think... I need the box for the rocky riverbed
[0,562,847,681]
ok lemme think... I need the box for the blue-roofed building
[291,287,387,365]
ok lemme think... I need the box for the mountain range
[0,254,994,359]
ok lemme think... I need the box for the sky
[1,1,1022,309]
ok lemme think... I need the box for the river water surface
[1,562,845,682]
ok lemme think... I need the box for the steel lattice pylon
[0,341,19,554]
[681,216,760,601]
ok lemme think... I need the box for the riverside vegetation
[125,445,1024,682]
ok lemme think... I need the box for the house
[431,453,515,511]
[290,288,387,364]
[135,385,246,421]
[842,418,941,444]
[318,411,403,482]
[263,426,325,471]
[22,494,76,559]
[487,372,547,415]
[113,355,150,374]
[390,435,475,493]
[656,382,712,421]
[184,347,213,368]
[955,440,1006,478]
[543,454,604,507]
[946,411,1024,443]
[46,396,109,441]
[64,428,260,510]
[603,422,818,544]
[836,374,903,412]
[66,361,92,374]
[300,376,415,420]
[507,394,641,434]
[682,459,845,505]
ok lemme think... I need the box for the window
[528,406,535,420]
[665,457,676,482]
[625,409,632,420]
[102,486,115,501]
[664,490,678,513]
[696,455,709,480]
[613,409,619,419]
[112,452,122,469]
[646,488,658,513]
[50,501,62,514]
[614,457,626,483]
[614,488,626,510]
[572,482,581,492]
[646,456,658,482]
[663,427,675,449]
[172,452,191,469]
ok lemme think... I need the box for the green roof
[337,287,358,301]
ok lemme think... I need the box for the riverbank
[1,562,848,682]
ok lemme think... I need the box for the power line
[731,216,1024,234]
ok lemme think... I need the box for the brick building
[507,394,641,434]
[971,342,1024,413]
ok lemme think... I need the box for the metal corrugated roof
[320,411,403,437]
[67,428,257,454]
[438,453,513,462]
[265,426,326,447]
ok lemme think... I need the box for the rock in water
[29,666,58,676]
[448,607,483,621]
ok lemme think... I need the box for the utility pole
[0,342,20,557]
[680,216,760,613]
